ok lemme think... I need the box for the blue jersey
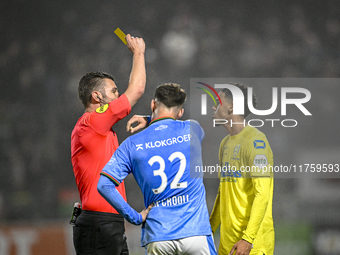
[101,118,212,246]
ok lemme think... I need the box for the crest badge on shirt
[233,144,241,157]
[95,104,109,113]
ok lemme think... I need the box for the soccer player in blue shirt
[97,83,217,255]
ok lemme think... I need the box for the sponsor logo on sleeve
[95,104,109,113]
[253,154,268,169]
[253,140,266,149]
[107,157,116,166]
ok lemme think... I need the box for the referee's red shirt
[71,94,131,213]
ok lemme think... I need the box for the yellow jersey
[210,125,275,255]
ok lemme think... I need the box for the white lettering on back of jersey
[156,194,190,207]
[144,134,191,150]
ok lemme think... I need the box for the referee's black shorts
[73,210,129,255]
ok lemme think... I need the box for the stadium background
[0,0,339,254]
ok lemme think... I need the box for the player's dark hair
[221,82,257,118]
[78,71,115,108]
[154,83,186,108]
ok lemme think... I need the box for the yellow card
[114,28,127,45]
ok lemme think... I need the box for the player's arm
[240,138,273,248]
[228,178,271,255]
[123,34,146,107]
[229,177,271,255]
[210,138,225,234]
[97,175,152,224]
[89,95,131,135]
[242,178,271,242]
[98,139,153,224]
[209,185,221,234]
[88,35,146,134]
[188,119,205,141]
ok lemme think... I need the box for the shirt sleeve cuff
[100,172,120,186]
[242,233,254,244]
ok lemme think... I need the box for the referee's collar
[150,116,175,125]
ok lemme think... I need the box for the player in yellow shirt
[210,83,275,255]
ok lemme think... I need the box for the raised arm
[123,34,146,107]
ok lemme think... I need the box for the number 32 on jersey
[148,151,188,194]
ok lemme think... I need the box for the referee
[71,34,146,255]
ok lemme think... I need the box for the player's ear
[177,108,184,119]
[229,102,233,114]
[151,99,156,112]
[92,91,102,103]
